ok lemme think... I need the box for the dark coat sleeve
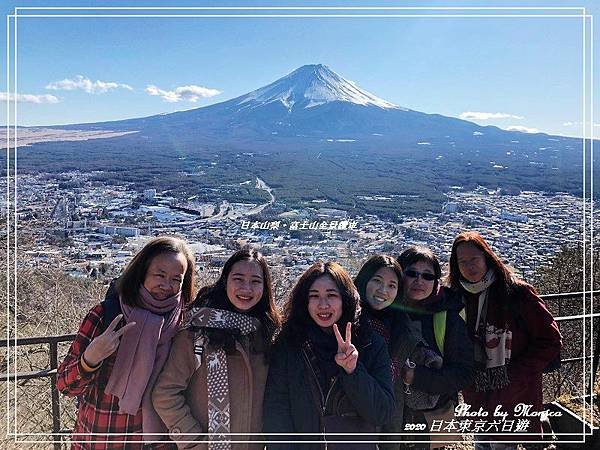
[508,284,562,379]
[263,339,300,450]
[340,333,395,426]
[411,309,475,395]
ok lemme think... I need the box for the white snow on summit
[236,64,403,111]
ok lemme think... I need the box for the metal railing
[0,333,75,449]
[1,291,599,448]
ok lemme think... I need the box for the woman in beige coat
[153,248,281,449]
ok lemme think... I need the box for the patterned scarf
[105,286,182,440]
[368,317,401,383]
[460,270,512,392]
[182,307,261,450]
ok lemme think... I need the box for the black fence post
[49,339,62,450]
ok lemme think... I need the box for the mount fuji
[56,64,533,146]
[234,63,399,110]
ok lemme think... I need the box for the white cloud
[506,125,540,134]
[46,75,133,94]
[460,111,524,120]
[0,92,60,104]
[564,121,600,128]
[145,84,221,103]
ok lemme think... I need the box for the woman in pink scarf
[57,236,196,449]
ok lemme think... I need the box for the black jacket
[379,287,475,449]
[263,329,395,449]
[365,308,421,449]
[407,286,475,404]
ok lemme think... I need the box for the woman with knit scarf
[448,231,562,450]
[263,261,395,449]
[57,236,197,449]
[353,254,420,449]
[152,248,281,450]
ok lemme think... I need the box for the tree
[533,244,600,414]
[533,244,600,295]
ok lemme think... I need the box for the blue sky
[1,0,598,138]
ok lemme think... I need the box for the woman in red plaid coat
[57,236,196,449]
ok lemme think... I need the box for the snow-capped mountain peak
[236,64,403,111]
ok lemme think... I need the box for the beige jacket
[152,329,268,450]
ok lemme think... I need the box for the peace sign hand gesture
[83,314,136,368]
[333,322,359,374]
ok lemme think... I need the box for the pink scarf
[105,285,182,439]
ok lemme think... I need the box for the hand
[83,314,136,367]
[333,322,359,374]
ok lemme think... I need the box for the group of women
[57,231,562,450]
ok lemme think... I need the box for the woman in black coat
[396,246,475,449]
[353,255,420,449]
[263,261,395,449]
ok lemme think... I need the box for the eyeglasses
[404,270,437,282]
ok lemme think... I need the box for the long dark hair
[448,231,517,300]
[354,254,403,305]
[280,261,367,347]
[195,248,281,352]
[397,245,442,294]
[354,254,411,355]
[116,235,196,307]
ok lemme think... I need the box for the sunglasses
[404,270,437,281]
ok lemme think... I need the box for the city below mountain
[17,64,587,217]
